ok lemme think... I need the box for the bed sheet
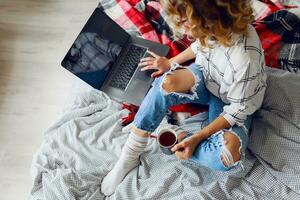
[29,68,300,199]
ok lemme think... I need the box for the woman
[101,0,267,196]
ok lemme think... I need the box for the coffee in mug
[157,128,178,155]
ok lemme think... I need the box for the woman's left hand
[171,132,200,160]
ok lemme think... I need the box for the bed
[29,1,300,199]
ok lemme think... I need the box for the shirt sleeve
[220,59,267,127]
[190,40,199,55]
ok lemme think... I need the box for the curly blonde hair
[160,0,254,48]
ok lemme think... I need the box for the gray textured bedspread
[29,68,300,199]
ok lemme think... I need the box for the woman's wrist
[193,125,213,142]
[192,131,206,142]
[168,57,175,63]
[169,57,182,65]
[193,116,232,142]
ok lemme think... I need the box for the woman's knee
[221,131,242,167]
[162,69,195,93]
[191,131,243,172]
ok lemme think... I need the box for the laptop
[61,8,169,105]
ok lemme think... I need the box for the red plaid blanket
[253,1,300,71]
[98,0,300,126]
[98,0,191,58]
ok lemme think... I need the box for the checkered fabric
[190,25,267,127]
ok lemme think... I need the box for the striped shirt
[190,25,267,128]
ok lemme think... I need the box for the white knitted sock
[101,132,148,196]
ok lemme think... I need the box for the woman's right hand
[138,51,171,78]
[171,133,200,160]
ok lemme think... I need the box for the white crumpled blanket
[29,68,300,199]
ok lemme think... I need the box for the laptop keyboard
[109,44,147,90]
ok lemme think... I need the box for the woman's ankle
[131,126,149,137]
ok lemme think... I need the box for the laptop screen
[61,8,130,89]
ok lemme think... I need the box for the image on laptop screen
[61,8,129,89]
[62,32,122,88]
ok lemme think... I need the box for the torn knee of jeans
[220,147,241,168]
[220,132,242,168]
[160,71,199,100]
[162,74,176,93]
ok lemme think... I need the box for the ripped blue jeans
[132,63,252,172]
